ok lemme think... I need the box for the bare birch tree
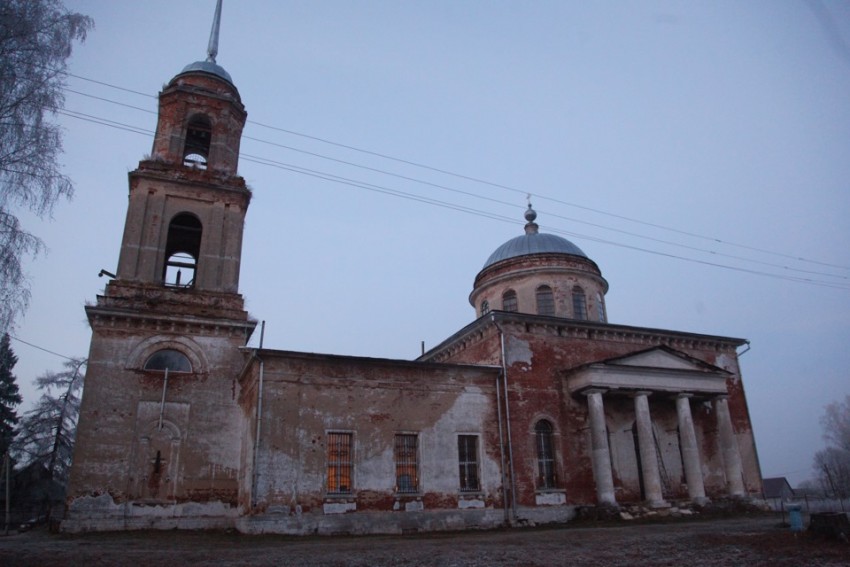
[813,395,850,498]
[0,0,93,331]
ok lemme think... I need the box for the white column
[715,395,745,497]
[633,391,667,508]
[676,394,707,504]
[585,389,616,506]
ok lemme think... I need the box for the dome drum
[471,205,609,323]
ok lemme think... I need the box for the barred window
[327,432,353,494]
[458,435,480,492]
[502,289,518,312]
[536,285,555,316]
[394,434,419,493]
[572,286,587,320]
[535,420,557,489]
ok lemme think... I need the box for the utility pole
[3,449,9,535]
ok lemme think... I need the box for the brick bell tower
[65,1,257,530]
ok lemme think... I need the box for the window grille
[457,435,480,492]
[394,434,419,493]
[572,286,587,320]
[535,420,557,489]
[502,290,518,312]
[327,432,353,494]
[536,285,555,316]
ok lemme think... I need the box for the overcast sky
[11,1,850,487]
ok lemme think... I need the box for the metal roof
[177,60,234,84]
[482,231,588,269]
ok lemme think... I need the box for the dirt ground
[1,513,848,566]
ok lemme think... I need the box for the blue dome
[483,232,587,269]
[177,60,234,85]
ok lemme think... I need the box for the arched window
[535,420,556,489]
[596,292,606,323]
[144,349,192,373]
[183,115,212,169]
[164,213,202,288]
[536,285,555,316]
[480,299,490,316]
[572,286,587,320]
[502,289,518,312]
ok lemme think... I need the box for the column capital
[631,390,653,399]
[676,392,694,400]
[582,388,608,397]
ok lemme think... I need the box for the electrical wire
[61,70,850,272]
[55,84,850,289]
[55,107,850,291]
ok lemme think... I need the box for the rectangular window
[457,435,480,492]
[394,433,419,493]
[327,432,353,494]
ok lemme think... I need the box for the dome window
[596,292,606,323]
[536,286,555,316]
[572,286,587,320]
[480,300,490,316]
[183,115,212,169]
[164,213,202,288]
[502,290,518,312]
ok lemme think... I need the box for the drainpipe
[494,367,509,525]
[492,314,518,524]
[250,321,266,509]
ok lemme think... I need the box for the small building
[62,5,762,534]
[763,477,795,501]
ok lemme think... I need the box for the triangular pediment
[605,347,723,373]
[565,347,730,396]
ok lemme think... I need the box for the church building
[62,4,762,534]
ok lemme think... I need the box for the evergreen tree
[0,333,22,459]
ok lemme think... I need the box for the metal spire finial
[524,200,539,234]
[206,0,223,63]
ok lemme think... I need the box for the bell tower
[115,1,248,296]
[66,0,257,530]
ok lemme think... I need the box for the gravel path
[1,514,848,566]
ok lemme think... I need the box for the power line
[61,89,850,281]
[61,71,850,272]
[57,107,850,291]
[9,334,77,362]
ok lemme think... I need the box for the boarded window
[458,435,480,492]
[502,289,518,312]
[535,420,557,489]
[536,285,555,316]
[394,434,419,493]
[327,432,353,494]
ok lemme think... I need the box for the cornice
[421,311,746,363]
[86,303,256,340]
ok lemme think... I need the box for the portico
[567,347,745,507]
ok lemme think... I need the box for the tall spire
[206,0,223,63]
